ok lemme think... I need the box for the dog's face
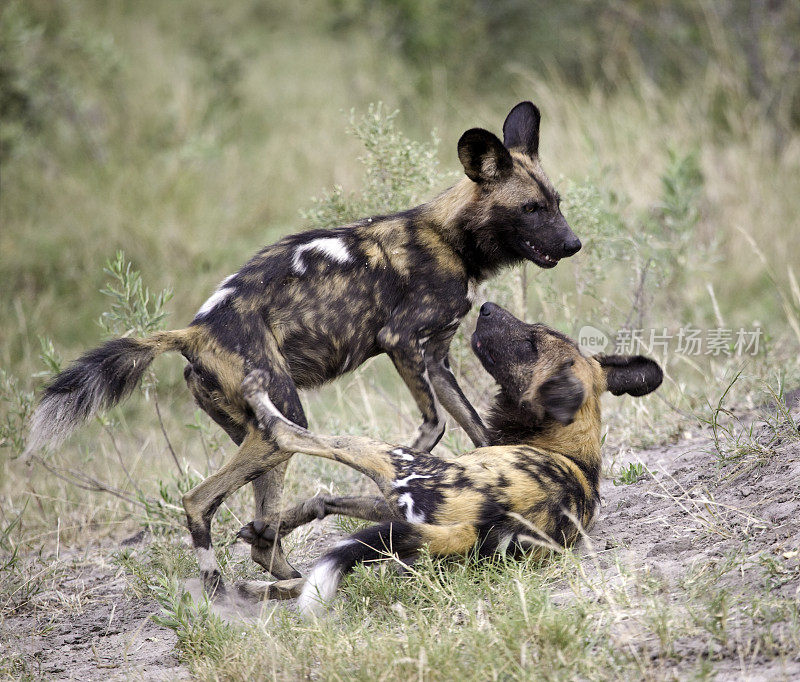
[471,302,663,426]
[457,102,581,270]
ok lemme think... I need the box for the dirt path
[3,415,798,680]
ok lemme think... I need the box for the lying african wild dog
[25,102,581,592]
[238,303,663,616]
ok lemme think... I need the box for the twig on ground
[103,424,145,498]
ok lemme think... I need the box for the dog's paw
[202,569,227,598]
[237,519,277,548]
[302,495,330,520]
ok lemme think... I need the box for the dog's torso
[375,444,599,551]
[185,216,474,399]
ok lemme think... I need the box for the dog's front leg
[377,326,445,451]
[238,494,395,549]
[425,337,490,447]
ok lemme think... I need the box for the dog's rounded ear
[595,355,663,397]
[502,102,541,157]
[521,362,585,425]
[458,128,513,184]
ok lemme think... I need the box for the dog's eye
[522,202,542,214]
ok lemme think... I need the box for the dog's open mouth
[471,332,495,365]
[519,238,560,269]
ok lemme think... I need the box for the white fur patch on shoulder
[391,448,414,462]
[292,237,352,275]
[397,492,425,523]
[297,555,343,618]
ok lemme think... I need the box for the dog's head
[472,303,662,437]
[456,102,581,273]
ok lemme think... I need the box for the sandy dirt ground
[0,550,187,680]
[2,409,798,680]
[585,427,800,681]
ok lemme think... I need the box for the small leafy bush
[302,102,445,228]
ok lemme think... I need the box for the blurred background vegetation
[1,0,800,549]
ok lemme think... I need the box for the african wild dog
[25,102,581,592]
[237,303,662,615]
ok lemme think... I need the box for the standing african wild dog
[25,102,581,592]
[238,303,663,616]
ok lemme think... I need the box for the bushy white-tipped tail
[297,555,345,617]
[25,331,192,457]
[296,522,423,618]
[26,371,108,456]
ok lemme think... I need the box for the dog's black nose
[480,302,496,316]
[562,237,582,256]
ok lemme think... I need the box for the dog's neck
[486,390,602,482]
[416,179,523,281]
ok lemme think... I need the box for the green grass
[109,530,799,680]
[613,462,650,486]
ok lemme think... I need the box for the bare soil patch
[587,426,800,679]
[0,550,187,680]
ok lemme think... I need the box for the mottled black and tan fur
[26,102,581,592]
[238,303,663,616]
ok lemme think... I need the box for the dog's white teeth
[524,240,556,263]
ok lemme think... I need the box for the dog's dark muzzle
[472,302,520,365]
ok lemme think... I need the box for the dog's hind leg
[285,494,394,525]
[250,466,302,579]
[182,321,306,588]
[247,325,308,580]
[182,425,293,593]
[242,370,400,486]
